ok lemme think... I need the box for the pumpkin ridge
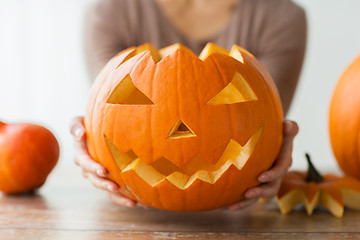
[87,51,144,170]
[355,120,360,176]
[210,55,235,143]
[148,64,155,163]
[176,52,185,166]
[115,48,137,69]
[204,55,236,164]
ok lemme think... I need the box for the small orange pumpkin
[277,154,360,218]
[0,122,59,194]
[329,55,360,178]
[85,43,283,211]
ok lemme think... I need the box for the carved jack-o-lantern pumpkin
[85,43,283,211]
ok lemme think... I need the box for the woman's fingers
[69,116,86,141]
[260,179,282,198]
[107,192,137,208]
[277,120,299,161]
[70,116,108,177]
[245,179,282,199]
[83,171,119,192]
[70,116,141,208]
[74,140,108,177]
[228,198,259,211]
[258,120,299,183]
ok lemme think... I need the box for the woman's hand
[70,116,138,208]
[228,120,299,210]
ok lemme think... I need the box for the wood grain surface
[1,165,360,240]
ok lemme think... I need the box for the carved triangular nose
[168,119,196,139]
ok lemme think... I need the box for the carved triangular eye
[107,75,155,105]
[168,119,196,139]
[207,72,258,105]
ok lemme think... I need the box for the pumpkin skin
[85,43,283,211]
[329,55,360,178]
[0,122,59,194]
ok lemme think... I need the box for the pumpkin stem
[305,153,324,182]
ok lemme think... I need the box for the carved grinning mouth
[105,126,263,189]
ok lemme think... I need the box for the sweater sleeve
[253,0,307,115]
[84,0,132,81]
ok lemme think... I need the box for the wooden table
[1,165,360,240]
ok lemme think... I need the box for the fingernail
[259,174,270,182]
[228,205,238,211]
[126,202,135,207]
[74,128,85,141]
[246,189,259,198]
[138,203,149,209]
[107,185,118,192]
[97,169,106,177]
[245,190,253,198]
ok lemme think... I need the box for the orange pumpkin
[329,55,360,178]
[0,122,59,194]
[277,154,360,218]
[85,43,283,211]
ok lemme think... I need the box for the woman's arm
[84,0,130,80]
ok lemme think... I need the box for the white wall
[0,0,360,172]
[289,0,360,171]
[0,0,90,167]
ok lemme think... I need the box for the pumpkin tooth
[123,158,166,187]
[116,48,137,67]
[229,48,244,64]
[185,170,213,188]
[230,45,255,60]
[166,171,189,189]
[211,160,233,182]
[105,126,263,190]
[135,43,161,63]
[117,45,161,67]
[159,43,193,59]
[199,43,230,61]
[232,127,262,169]
[105,135,137,170]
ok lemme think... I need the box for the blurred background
[0,0,359,172]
